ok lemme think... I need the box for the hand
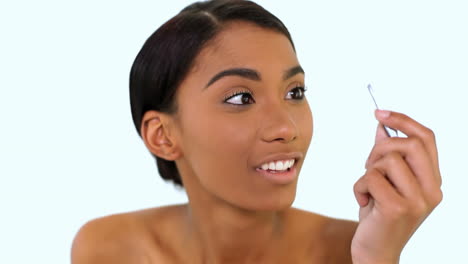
[351,110,443,264]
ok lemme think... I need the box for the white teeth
[275,161,284,170]
[259,159,295,171]
[268,162,275,170]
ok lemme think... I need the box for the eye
[224,91,255,105]
[285,86,307,100]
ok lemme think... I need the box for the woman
[72,0,442,263]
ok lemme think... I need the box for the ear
[140,110,181,161]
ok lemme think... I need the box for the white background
[1,0,467,263]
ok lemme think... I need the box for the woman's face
[172,21,313,211]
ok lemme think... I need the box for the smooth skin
[72,21,442,264]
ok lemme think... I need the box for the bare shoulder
[287,208,358,264]
[71,205,184,264]
[71,211,150,264]
[287,207,358,238]
[321,215,358,263]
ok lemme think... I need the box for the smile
[257,159,295,172]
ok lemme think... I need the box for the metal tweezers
[367,84,399,137]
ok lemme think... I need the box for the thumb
[375,123,388,143]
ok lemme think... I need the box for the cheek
[302,103,313,143]
[290,101,313,151]
[180,105,255,182]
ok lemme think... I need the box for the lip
[253,152,302,185]
[255,163,298,185]
[254,152,303,169]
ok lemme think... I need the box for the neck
[182,198,286,264]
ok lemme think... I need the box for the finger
[354,168,403,211]
[375,123,388,143]
[374,110,441,185]
[369,151,423,200]
[366,136,440,193]
[365,124,391,168]
[354,175,370,207]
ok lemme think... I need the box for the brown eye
[225,92,255,105]
[286,86,307,100]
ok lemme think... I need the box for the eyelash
[223,85,308,106]
[223,89,254,104]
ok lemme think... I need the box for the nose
[260,105,298,143]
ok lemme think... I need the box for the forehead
[190,21,298,77]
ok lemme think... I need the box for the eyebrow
[204,65,305,89]
[283,65,305,80]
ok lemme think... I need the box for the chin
[243,188,297,212]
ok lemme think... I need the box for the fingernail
[375,109,391,119]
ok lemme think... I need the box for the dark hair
[129,0,295,187]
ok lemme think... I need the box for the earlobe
[140,110,180,161]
